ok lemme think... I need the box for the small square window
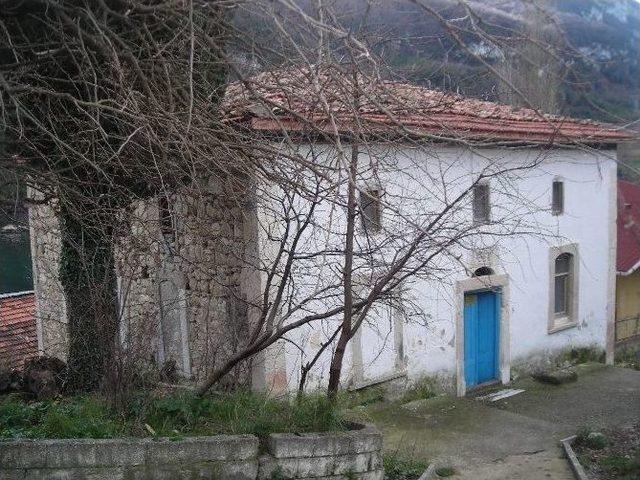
[552,181,564,215]
[473,183,490,224]
[360,189,382,233]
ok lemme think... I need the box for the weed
[269,466,288,480]
[341,387,386,409]
[435,466,456,477]
[0,391,345,440]
[383,454,429,480]
[344,469,357,480]
[401,378,437,404]
[563,347,605,365]
[599,452,640,476]
[575,426,608,450]
[615,348,640,371]
[0,396,126,439]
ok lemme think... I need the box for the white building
[226,69,629,395]
[278,145,618,396]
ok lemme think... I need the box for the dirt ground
[354,364,640,479]
[573,423,640,480]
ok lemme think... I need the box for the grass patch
[563,347,605,365]
[616,348,640,371]
[400,378,437,404]
[575,426,608,450]
[341,387,386,409]
[435,466,456,477]
[383,454,429,480]
[573,424,640,480]
[599,453,638,473]
[0,391,345,440]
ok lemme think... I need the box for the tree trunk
[59,203,119,393]
[327,142,358,400]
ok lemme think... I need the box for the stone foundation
[0,425,383,480]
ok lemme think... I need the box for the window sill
[548,319,577,334]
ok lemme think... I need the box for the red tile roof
[223,67,634,145]
[0,291,37,370]
[617,180,640,274]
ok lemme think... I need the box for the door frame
[455,274,510,396]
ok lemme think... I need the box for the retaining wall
[0,425,383,480]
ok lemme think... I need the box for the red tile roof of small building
[618,180,640,274]
[223,67,634,145]
[0,291,37,370]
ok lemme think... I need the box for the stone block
[122,460,257,480]
[216,460,259,480]
[261,453,378,479]
[257,455,278,480]
[266,426,382,458]
[43,439,145,468]
[0,469,26,480]
[23,467,126,480]
[143,435,258,463]
[533,367,578,385]
[310,471,385,480]
[0,442,48,469]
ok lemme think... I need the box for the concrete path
[358,364,640,479]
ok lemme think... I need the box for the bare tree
[1,0,631,404]
[1,0,230,394]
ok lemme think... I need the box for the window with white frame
[553,253,572,316]
[552,180,564,215]
[473,183,491,224]
[360,188,382,233]
[549,244,579,332]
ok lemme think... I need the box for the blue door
[464,290,500,388]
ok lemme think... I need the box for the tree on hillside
[497,0,566,114]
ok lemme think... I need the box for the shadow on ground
[350,364,640,479]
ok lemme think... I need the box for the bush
[575,426,608,450]
[0,391,345,440]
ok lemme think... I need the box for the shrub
[575,426,608,450]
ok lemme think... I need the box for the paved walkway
[359,364,640,479]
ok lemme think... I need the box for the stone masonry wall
[28,198,67,360]
[30,175,256,383]
[0,425,383,480]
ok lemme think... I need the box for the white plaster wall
[276,144,617,392]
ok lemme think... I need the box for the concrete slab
[356,364,640,479]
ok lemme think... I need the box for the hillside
[361,0,639,122]
[232,0,640,123]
